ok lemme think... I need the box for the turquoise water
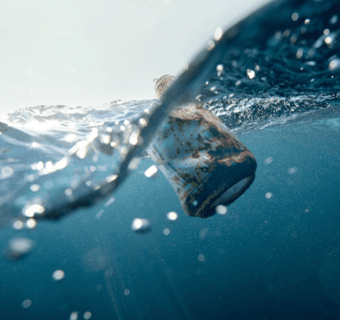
[0,0,339,319]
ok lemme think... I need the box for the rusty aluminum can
[147,75,257,218]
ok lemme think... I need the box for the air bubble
[22,299,32,309]
[13,220,24,230]
[5,237,33,260]
[291,12,299,21]
[287,167,298,174]
[264,157,273,165]
[296,48,303,59]
[328,59,339,71]
[52,269,65,281]
[70,312,78,320]
[163,228,170,235]
[1,166,13,177]
[30,184,40,192]
[83,311,92,319]
[26,218,37,229]
[198,254,205,262]
[144,165,158,178]
[207,40,215,51]
[215,205,227,215]
[167,211,178,221]
[131,218,151,234]
[265,192,273,199]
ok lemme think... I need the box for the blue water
[0,0,339,319]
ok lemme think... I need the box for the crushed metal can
[147,75,257,218]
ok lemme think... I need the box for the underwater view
[0,0,339,319]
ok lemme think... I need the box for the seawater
[0,0,339,319]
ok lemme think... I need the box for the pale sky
[0,0,267,115]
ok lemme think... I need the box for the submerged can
[147,75,257,218]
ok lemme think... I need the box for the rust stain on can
[148,75,257,218]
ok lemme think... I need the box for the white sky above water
[0,0,268,116]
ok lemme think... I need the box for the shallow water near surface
[0,0,340,318]
[0,106,339,319]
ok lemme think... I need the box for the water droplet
[166,211,178,221]
[265,192,273,199]
[144,165,158,178]
[22,299,32,308]
[52,269,65,281]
